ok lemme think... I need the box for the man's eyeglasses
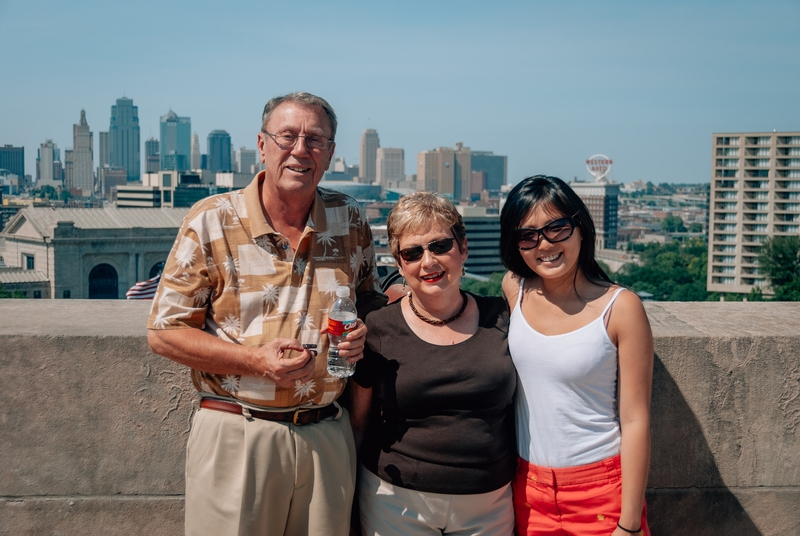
[513,215,578,250]
[399,238,455,263]
[262,131,332,151]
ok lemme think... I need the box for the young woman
[500,176,653,536]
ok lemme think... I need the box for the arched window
[89,264,118,299]
[149,261,165,279]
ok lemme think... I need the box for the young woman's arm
[501,271,521,310]
[609,290,654,534]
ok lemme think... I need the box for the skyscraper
[98,132,109,168]
[36,140,60,189]
[145,138,160,173]
[109,97,141,182]
[207,130,232,172]
[237,147,257,174]
[359,129,380,183]
[417,143,471,199]
[66,110,94,194]
[0,145,24,179]
[470,151,507,197]
[376,148,404,188]
[160,110,191,172]
[191,133,201,170]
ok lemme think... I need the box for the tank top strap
[517,277,526,308]
[600,287,626,318]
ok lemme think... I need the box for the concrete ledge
[1,300,799,535]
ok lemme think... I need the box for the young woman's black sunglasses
[398,238,455,263]
[513,215,578,251]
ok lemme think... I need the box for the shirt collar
[244,171,328,237]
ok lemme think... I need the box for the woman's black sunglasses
[513,215,578,251]
[399,238,455,263]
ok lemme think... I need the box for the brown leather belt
[200,398,338,425]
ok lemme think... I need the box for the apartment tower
[708,132,800,294]
[376,148,404,188]
[417,143,471,199]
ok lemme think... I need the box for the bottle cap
[336,286,350,297]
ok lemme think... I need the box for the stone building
[0,207,188,299]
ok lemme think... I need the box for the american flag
[126,274,161,300]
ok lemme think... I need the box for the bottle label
[328,317,357,337]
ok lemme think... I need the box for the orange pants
[513,455,649,536]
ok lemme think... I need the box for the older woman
[349,192,517,536]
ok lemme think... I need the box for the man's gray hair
[261,92,338,141]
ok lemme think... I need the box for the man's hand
[319,318,367,364]
[255,338,316,388]
[340,318,367,363]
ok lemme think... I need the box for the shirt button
[524,502,531,509]
[597,514,605,521]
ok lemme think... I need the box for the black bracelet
[617,522,642,534]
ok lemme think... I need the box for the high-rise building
[66,110,94,194]
[359,129,380,183]
[376,148,404,188]
[191,133,201,171]
[707,132,800,294]
[145,138,160,173]
[0,145,25,179]
[237,147,257,174]
[471,151,507,197]
[36,140,61,190]
[207,130,232,172]
[160,110,191,172]
[416,143,471,199]
[109,97,141,182]
[98,132,109,168]
[570,181,619,251]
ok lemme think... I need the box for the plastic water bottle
[327,286,358,378]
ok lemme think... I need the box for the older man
[148,92,386,536]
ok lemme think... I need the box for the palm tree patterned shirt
[147,172,386,408]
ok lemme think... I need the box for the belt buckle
[292,407,311,425]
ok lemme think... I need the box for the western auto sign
[586,154,612,182]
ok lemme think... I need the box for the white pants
[359,466,514,536]
[184,405,356,536]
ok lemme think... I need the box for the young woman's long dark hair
[500,175,613,288]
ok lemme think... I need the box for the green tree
[690,222,703,233]
[661,215,687,233]
[758,236,800,301]
[59,189,72,202]
[461,271,504,297]
[0,284,28,299]
[615,239,709,301]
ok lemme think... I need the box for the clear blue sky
[1,0,798,185]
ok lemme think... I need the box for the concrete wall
[0,300,798,535]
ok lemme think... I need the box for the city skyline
[1,0,798,186]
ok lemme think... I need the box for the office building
[376,148,404,188]
[109,97,141,182]
[359,129,380,183]
[570,181,620,250]
[191,133,201,171]
[66,110,94,194]
[417,143,471,200]
[457,206,504,275]
[237,147,257,174]
[98,132,109,168]
[207,130,232,172]
[145,138,160,173]
[708,132,800,294]
[36,140,61,190]
[0,145,25,179]
[471,151,507,197]
[160,110,191,172]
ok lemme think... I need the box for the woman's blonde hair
[387,192,466,261]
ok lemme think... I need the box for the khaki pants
[184,404,357,536]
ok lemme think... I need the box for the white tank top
[509,281,624,468]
